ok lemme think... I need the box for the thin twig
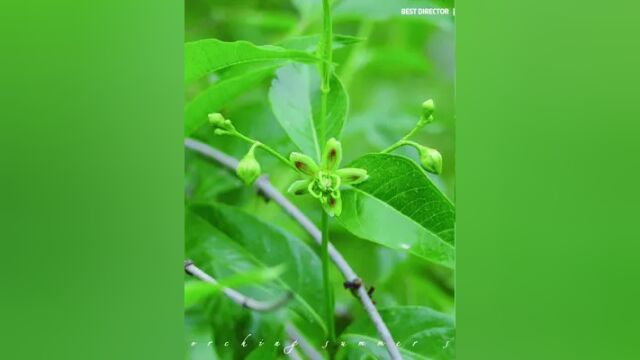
[185,260,321,360]
[185,138,403,359]
[184,260,293,312]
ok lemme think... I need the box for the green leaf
[184,65,276,136]
[278,34,366,52]
[185,148,243,201]
[336,306,455,360]
[186,203,328,335]
[184,281,217,309]
[184,322,218,360]
[290,0,322,21]
[184,39,319,84]
[269,63,348,161]
[336,154,455,268]
[365,47,431,76]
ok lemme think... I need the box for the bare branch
[184,260,292,312]
[185,260,322,360]
[185,138,403,360]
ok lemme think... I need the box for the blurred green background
[185,0,455,358]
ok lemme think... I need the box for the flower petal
[287,179,311,196]
[336,168,368,185]
[321,138,342,171]
[321,191,342,217]
[329,173,341,189]
[289,152,319,176]
[307,181,322,199]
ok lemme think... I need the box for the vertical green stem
[321,211,336,343]
[318,0,333,147]
[319,0,336,346]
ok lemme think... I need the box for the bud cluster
[208,113,236,135]
[385,98,445,175]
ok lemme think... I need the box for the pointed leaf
[269,63,348,161]
[184,65,276,136]
[184,39,319,84]
[186,203,327,335]
[336,154,455,268]
[336,306,455,360]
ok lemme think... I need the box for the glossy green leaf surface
[336,306,455,360]
[184,65,276,136]
[186,203,327,334]
[184,39,318,84]
[337,154,454,268]
[269,63,348,161]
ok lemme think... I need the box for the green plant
[185,1,455,359]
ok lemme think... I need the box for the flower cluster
[207,96,443,217]
[287,138,368,217]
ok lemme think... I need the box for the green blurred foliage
[185,0,455,359]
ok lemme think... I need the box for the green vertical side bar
[457,1,640,359]
[0,1,183,359]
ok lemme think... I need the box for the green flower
[287,138,368,217]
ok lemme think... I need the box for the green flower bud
[236,145,261,185]
[336,168,369,185]
[422,99,435,117]
[208,113,235,131]
[289,152,319,176]
[208,113,226,127]
[321,138,342,171]
[287,180,311,196]
[418,146,443,174]
[418,99,435,127]
[214,129,230,136]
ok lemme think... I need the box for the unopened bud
[418,99,435,127]
[236,145,261,185]
[208,113,226,127]
[418,146,443,174]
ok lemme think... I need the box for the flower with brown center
[287,138,368,217]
